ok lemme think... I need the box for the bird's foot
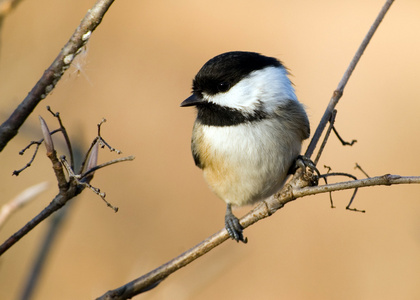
[291,155,319,186]
[225,204,248,243]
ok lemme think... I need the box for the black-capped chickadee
[181,51,310,243]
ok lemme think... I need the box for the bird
[181,51,310,243]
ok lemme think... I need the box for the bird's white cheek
[203,66,298,115]
[204,84,257,114]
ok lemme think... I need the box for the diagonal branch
[304,0,394,159]
[0,181,82,256]
[0,0,115,152]
[96,173,420,300]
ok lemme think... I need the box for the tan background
[1,0,420,299]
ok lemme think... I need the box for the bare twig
[0,182,49,229]
[60,154,125,213]
[79,119,121,175]
[97,173,420,300]
[332,126,357,146]
[47,106,75,169]
[0,114,134,255]
[80,156,135,179]
[320,172,363,212]
[314,109,337,165]
[0,0,115,152]
[19,203,71,300]
[12,142,42,176]
[304,0,394,160]
[355,163,370,178]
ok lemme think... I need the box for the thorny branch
[0,0,115,152]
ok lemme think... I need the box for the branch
[304,0,394,159]
[97,173,420,300]
[0,113,134,255]
[0,181,82,256]
[0,0,115,152]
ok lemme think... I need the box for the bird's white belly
[196,119,301,206]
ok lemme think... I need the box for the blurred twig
[0,0,115,152]
[0,0,25,25]
[0,181,49,230]
[19,198,71,300]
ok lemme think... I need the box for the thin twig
[13,143,41,176]
[80,156,135,179]
[314,109,337,165]
[0,0,115,152]
[320,172,363,212]
[355,163,370,178]
[305,0,395,159]
[47,106,75,170]
[19,204,71,300]
[332,126,357,146]
[99,138,122,154]
[12,128,61,176]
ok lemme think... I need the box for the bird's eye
[217,82,230,92]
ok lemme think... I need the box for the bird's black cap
[191,51,282,97]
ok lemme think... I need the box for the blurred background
[0,0,420,299]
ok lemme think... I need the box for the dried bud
[39,116,54,153]
[86,141,99,172]
[83,141,99,183]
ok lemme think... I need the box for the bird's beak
[180,94,205,107]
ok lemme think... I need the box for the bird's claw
[293,155,319,186]
[225,208,248,243]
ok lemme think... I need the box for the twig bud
[83,141,99,183]
[86,141,99,173]
[39,116,54,153]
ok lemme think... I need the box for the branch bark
[0,0,115,152]
[0,182,82,256]
[97,173,420,300]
